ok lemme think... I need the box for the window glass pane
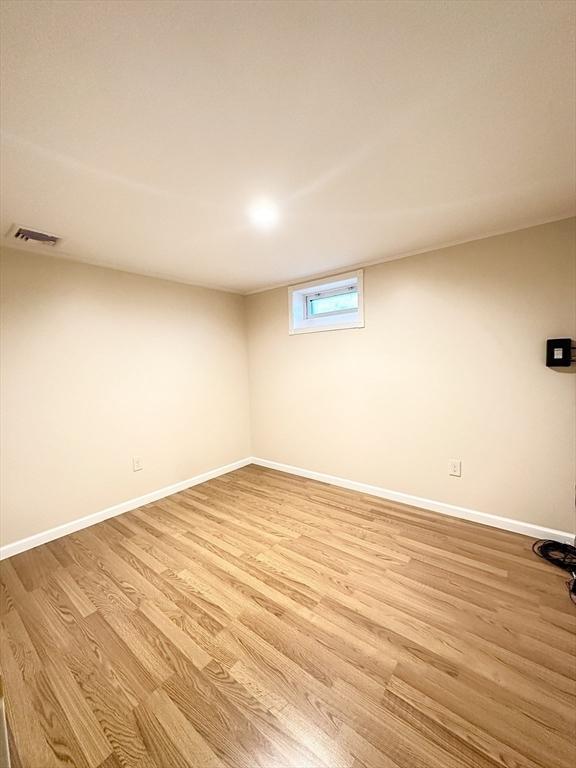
[308,291,358,316]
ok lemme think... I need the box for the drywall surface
[247,219,576,532]
[0,248,251,545]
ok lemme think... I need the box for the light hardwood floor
[1,464,575,768]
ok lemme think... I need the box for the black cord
[570,580,576,607]
[532,539,576,606]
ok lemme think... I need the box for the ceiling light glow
[247,198,280,230]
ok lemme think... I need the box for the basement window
[289,270,364,334]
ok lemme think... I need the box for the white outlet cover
[132,456,143,472]
[449,459,462,477]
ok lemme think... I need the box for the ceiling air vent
[13,226,60,246]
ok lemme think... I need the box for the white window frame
[288,270,364,334]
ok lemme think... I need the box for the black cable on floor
[532,539,576,606]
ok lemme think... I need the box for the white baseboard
[0,457,252,560]
[2,455,573,560]
[251,457,575,544]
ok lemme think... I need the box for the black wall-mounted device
[546,338,574,367]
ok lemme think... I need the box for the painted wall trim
[3,455,573,559]
[0,457,252,560]
[251,457,575,544]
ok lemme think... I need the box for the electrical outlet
[132,456,143,472]
[449,459,461,477]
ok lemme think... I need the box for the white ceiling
[1,0,574,294]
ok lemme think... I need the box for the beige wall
[2,219,574,548]
[247,219,576,533]
[0,248,251,546]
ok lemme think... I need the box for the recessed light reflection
[247,198,280,231]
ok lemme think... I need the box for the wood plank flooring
[1,464,575,768]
